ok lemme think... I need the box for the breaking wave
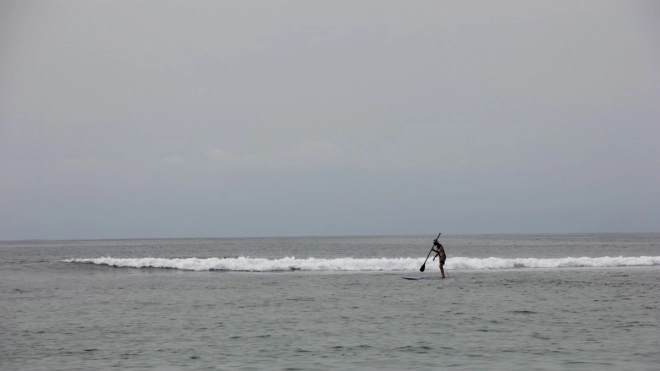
[61,256,660,272]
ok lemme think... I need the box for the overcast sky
[1,1,659,240]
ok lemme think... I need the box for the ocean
[1,234,658,370]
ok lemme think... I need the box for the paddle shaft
[420,232,441,272]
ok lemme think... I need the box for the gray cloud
[1,1,659,239]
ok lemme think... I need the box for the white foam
[62,256,660,272]
[448,256,660,270]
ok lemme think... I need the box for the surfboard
[402,276,445,280]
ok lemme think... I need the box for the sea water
[1,234,658,370]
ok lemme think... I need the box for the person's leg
[440,264,445,278]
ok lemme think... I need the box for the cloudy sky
[1,1,659,240]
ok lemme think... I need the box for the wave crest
[61,256,660,272]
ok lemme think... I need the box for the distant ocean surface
[2,234,659,370]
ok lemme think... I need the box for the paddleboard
[402,276,445,280]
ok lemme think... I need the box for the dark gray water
[1,234,659,370]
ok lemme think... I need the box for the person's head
[433,239,438,246]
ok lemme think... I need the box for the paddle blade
[420,263,426,272]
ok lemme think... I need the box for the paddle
[420,232,441,272]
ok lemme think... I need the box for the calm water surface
[1,234,659,370]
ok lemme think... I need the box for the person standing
[432,238,446,278]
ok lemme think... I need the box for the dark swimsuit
[434,244,446,266]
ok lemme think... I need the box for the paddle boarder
[431,238,446,278]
